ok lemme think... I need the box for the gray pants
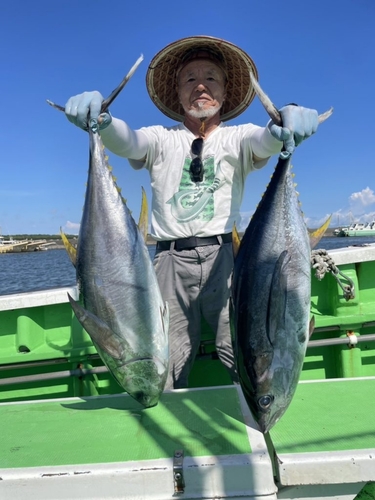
[153,241,238,389]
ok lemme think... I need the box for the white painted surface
[0,286,78,311]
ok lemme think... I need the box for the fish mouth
[117,357,168,409]
[129,389,159,408]
[257,418,272,434]
[256,407,284,434]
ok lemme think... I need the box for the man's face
[177,59,227,119]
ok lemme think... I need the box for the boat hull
[334,222,375,237]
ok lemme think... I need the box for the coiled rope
[311,249,355,301]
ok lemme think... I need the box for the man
[65,36,319,390]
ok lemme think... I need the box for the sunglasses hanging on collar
[190,138,204,183]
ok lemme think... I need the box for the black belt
[156,233,232,251]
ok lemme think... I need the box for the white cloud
[62,221,80,234]
[308,188,375,228]
[349,187,375,209]
[341,187,375,223]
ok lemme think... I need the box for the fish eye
[258,395,274,409]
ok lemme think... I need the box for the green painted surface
[0,387,251,469]
[354,481,375,500]
[0,302,96,365]
[269,379,375,454]
[310,260,375,327]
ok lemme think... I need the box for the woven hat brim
[146,36,258,122]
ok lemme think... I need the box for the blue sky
[1,0,374,235]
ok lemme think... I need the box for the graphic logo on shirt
[167,156,226,223]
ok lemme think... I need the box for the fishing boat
[0,235,28,253]
[0,243,374,499]
[0,235,52,253]
[334,221,375,237]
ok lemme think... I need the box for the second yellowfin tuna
[231,152,313,433]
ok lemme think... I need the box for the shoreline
[2,228,341,252]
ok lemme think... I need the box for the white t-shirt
[102,120,281,241]
[140,123,276,240]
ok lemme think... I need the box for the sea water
[0,237,374,296]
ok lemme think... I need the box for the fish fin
[309,316,315,338]
[297,315,315,344]
[267,250,290,346]
[309,215,332,249]
[138,187,149,243]
[60,227,77,267]
[68,294,123,360]
[232,223,241,259]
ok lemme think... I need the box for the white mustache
[188,101,222,119]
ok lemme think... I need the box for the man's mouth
[193,95,210,103]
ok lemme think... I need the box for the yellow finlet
[138,187,149,243]
[309,214,332,249]
[232,223,241,259]
[60,227,77,267]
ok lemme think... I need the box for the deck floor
[0,387,251,469]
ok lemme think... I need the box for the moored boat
[0,235,29,253]
[334,220,375,237]
[0,243,375,499]
[0,235,53,253]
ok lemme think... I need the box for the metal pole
[0,366,108,387]
[308,333,375,348]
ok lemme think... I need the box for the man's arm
[100,117,149,163]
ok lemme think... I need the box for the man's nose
[195,82,207,91]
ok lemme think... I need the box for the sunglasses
[190,138,204,183]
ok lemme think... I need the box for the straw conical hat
[146,35,258,122]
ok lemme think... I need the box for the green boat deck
[0,386,277,499]
[269,378,375,486]
[1,388,252,469]
[0,380,374,499]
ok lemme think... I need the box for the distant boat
[0,235,29,253]
[0,235,18,245]
[334,221,375,237]
[0,235,52,253]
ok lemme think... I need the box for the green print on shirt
[167,156,226,223]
